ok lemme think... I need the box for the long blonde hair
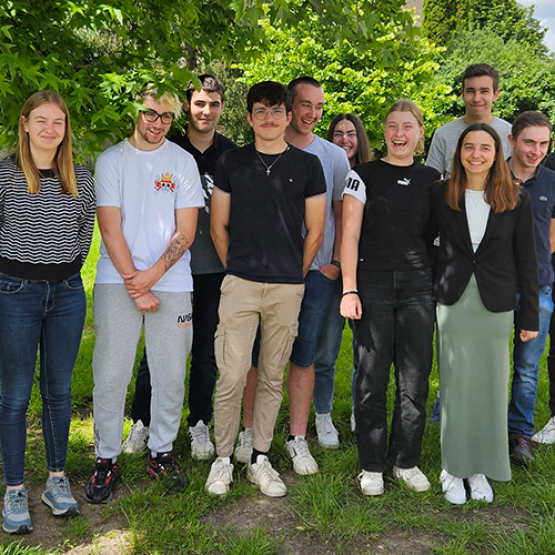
[15,91,77,196]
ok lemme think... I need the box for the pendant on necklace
[266,168,271,176]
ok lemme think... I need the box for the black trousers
[131,272,224,427]
[353,269,434,472]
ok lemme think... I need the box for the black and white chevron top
[0,156,96,281]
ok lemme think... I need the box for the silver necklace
[255,146,289,176]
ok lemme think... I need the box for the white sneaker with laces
[189,421,215,460]
[440,469,466,504]
[358,470,384,496]
[467,473,493,503]
[205,457,233,495]
[234,428,253,464]
[532,415,555,444]
[122,420,149,454]
[247,455,287,497]
[315,414,340,449]
[285,436,319,475]
[393,465,431,492]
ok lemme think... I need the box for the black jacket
[431,181,539,332]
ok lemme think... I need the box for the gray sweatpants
[92,284,192,459]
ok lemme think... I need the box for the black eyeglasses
[140,109,174,125]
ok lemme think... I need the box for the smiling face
[510,126,551,175]
[289,83,325,136]
[187,89,224,135]
[332,119,358,164]
[460,130,497,178]
[383,110,424,165]
[462,75,500,123]
[133,96,172,151]
[21,102,66,158]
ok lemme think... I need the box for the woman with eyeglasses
[0,91,96,533]
[340,101,439,496]
[433,123,538,504]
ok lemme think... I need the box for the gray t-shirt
[303,136,350,270]
[426,117,513,178]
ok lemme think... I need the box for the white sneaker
[189,421,215,460]
[234,428,253,464]
[532,415,555,444]
[315,414,340,449]
[440,469,466,505]
[393,466,431,492]
[247,455,287,497]
[285,436,319,475]
[205,457,233,495]
[122,420,149,454]
[358,470,384,496]
[351,412,356,433]
[467,473,493,503]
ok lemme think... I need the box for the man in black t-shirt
[205,81,326,497]
[122,75,237,461]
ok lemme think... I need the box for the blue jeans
[313,277,345,414]
[289,269,337,368]
[0,272,86,485]
[509,285,554,437]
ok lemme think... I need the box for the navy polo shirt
[510,160,555,286]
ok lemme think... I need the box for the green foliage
[422,0,547,52]
[241,16,452,153]
[0,0,417,162]
[438,29,555,123]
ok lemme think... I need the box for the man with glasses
[205,81,326,497]
[122,75,237,462]
[86,88,203,504]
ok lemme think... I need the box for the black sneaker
[85,458,118,504]
[510,434,536,466]
[146,452,187,492]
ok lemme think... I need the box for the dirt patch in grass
[0,480,131,554]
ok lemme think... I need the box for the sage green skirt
[436,275,513,481]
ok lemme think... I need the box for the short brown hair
[511,111,552,141]
[461,64,500,91]
[186,74,225,104]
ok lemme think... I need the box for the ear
[419,125,425,138]
[492,89,500,102]
[183,100,190,112]
[508,133,516,149]
[247,112,254,129]
[21,115,29,133]
[286,111,293,126]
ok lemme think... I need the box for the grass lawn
[2,226,555,554]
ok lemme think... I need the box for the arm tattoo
[161,235,189,271]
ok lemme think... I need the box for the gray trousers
[92,284,192,459]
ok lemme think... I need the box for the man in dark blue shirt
[507,112,555,464]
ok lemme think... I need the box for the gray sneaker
[532,415,555,444]
[3,488,32,534]
[41,476,80,516]
[234,428,253,464]
[315,414,340,449]
[122,420,149,454]
[189,421,215,460]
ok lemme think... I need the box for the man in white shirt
[85,87,203,504]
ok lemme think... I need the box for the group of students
[1,63,555,535]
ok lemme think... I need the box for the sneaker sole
[41,493,80,516]
[291,461,319,475]
[2,522,33,534]
[206,482,230,495]
[360,485,384,496]
[318,439,340,450]
[191,448,215,461]
[146,469,188,492]
[84,491,113,504]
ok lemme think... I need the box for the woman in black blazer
[433,123,539,505]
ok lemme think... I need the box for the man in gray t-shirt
[426,63,512,178]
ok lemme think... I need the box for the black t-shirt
[214,143,326,284]
[169,130,237,275]
[346,159,440,271]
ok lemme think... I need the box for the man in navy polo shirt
[507,111,555,464]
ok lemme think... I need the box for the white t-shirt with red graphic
[95,139,203,292]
